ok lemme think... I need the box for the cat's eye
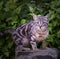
[36,22,39,24]
[43,22,48,25]
[43,22,46,23]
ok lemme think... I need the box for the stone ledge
[15,48,58,59]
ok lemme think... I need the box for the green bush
[0,0,60,59]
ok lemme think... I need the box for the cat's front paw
[32,48,39,51]
[22,48,31,51]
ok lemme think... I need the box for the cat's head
[32,13,49,40]
[32,13,49,32]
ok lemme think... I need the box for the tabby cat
[0,14,49,52]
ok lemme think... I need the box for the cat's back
[15,21,33,32]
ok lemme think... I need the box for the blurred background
[0,0,60,59]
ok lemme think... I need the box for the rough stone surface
[15,48,58,59]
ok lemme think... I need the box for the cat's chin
[35,37,46,42]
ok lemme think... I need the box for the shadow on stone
[33,55,54,59]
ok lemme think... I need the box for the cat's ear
[32,13,38,21]
[44,14,49,20]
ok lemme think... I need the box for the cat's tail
[0,29,15,36]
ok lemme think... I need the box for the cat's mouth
[37,34,44,38]
[39,36,43,37]
[38,32,46,35]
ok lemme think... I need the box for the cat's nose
[39,24,42,28]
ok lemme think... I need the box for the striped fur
[0,14,49,54]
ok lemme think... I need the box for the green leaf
[57,31,60,38]
[29,6,34,13]
[0,55,3,59]
[21,19,26,24]
[4,51,9,57]
[0,1,3,10]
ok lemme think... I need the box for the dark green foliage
[0,0,60,59]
